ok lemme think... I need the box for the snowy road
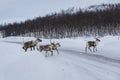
[0,36,120,80]
[49,49,120,80]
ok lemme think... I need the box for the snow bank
[0,36,120,80]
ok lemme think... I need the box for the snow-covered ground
[0,36,120,80]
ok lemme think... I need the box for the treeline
[0,3,120,38]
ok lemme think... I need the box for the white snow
[0,36,120,80]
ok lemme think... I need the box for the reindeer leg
[56,49,59,54]
[96,47,97,52]
[85,47,87,53]
[93,47,96,52]
[36,45,39,51]
[47,51,50,56]
[33,46,35,50]
[23,47,26,51]
[88,47,92,52]
[45,51,48,57]
[25,48,28,52]
[22,47,25,49]
[37,47,39,51]
[30,47,32,51]
[51,51,53,56]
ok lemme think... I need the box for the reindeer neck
[95,40,99,45]
[35,40,39,44]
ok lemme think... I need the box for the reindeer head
[96,38,100,42]
[37,38,42,42]
[56,43,61,47]
[51,42,55,45]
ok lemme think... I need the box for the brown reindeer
[22,38,42,52]
[85,38,100,52]
[39,44,53,57]
[39,42,61,57]
[51,42,61,54]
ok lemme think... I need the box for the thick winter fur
[51,43,61,54]
[22,38,42,52]
[85,38,100,52]
[39,45,53,57]
[39,42,61,57]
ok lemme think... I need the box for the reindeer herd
[22,38,61,57]
[22,37,101,57]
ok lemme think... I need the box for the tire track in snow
[1,41,22,44]
[60,48,120,65]
[47,51,120,80]
[59,49,120,80]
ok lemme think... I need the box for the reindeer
[22,38,42,52]
[39,44,53,57]
[51,42,61,54]
[85,38,100,52]
[39,42,61,57]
